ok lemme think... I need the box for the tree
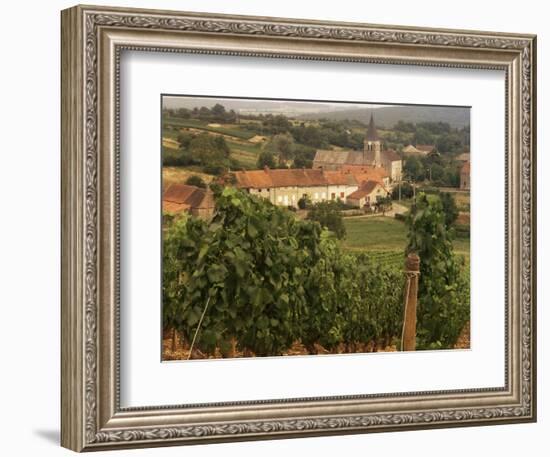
[292,124,328,148]
[306,201,346,239]
[176,107,191,118]
[403,156,424,182]
[261,114,292,134]
[391,182,414,200]
[185,175,207,189]
[292,144,316,169]
[428,163,444,182]
[187,134,231,175]
[211,103,226,120]
[405,193,469,349]
[266,133,295,165]
[257,150,277,169]
[439,192,459,227]
[394,120,416,133]
[414,127,434,145]
[297,195,310,210]
[177,132,194,149]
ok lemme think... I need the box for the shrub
[392,182,414,200]
[163,189,408,357]
[405,193,470,349]
[306,201,346,239]
[297,195,310,210]
[185,175,207,188]
[394,213,406,222]
[440,192,459,227]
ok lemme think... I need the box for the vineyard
[162,188,470,359]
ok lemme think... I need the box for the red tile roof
[323,171,356,185]
[163,184,198,203]
[346,167,388,185]
[234,168,329,189]
[269,169,328,187]
[347,181,382,199]
[162,183,215,213]
[233,166,389,190]
[163,201,190,214]
[383,149,401,162]
[416,144,436,153]
[233,169,273,189]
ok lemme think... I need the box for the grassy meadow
[341,216,470,268]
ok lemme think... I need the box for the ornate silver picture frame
[61,4,536,452]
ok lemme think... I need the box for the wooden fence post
[402,253,420,351]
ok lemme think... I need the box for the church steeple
[366,113,379,141]
[364,113,381,167]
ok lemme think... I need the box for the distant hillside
[163,97,356,116]
[299,105,470,129]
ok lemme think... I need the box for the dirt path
[386,202,408,217]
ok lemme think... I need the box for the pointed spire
[366,113,379,141]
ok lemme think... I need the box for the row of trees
[257,133,317,169]
[403,155,461,187]
[165,104,238,124]
[394,120,470,154]
[163,187,469,356]
[163,105,470,175]
[163,132,232,175]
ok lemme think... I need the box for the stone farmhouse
[415,144,437,155]
[455,152,471,164]
[313,115,403,182]
[460,161,470,190]
[402,144,429,157]
[402,143,440,158]
[346,181,389,208]
[232,167,388,208]
[162,183,215,219]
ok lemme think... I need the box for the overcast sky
[162,95,389,114]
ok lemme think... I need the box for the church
[312,115,403,183]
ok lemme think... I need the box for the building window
[331,193,336,200]
[340,192,345,198]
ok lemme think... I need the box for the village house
[346,181,390,208]
[455,152,471,164]
[402,144,428,157]
[460,161,470,190]
[415,144,437,155]
[232,167,389,208]
[312,115,403,182]
[162,183,216,219]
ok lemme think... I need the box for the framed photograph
[61,4,537,452]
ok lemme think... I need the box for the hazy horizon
[162,95,470,128]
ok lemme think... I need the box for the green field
[343,217,408,252]
[162,117,265,170]
[163,116,256,140]
[341,215,470,265]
